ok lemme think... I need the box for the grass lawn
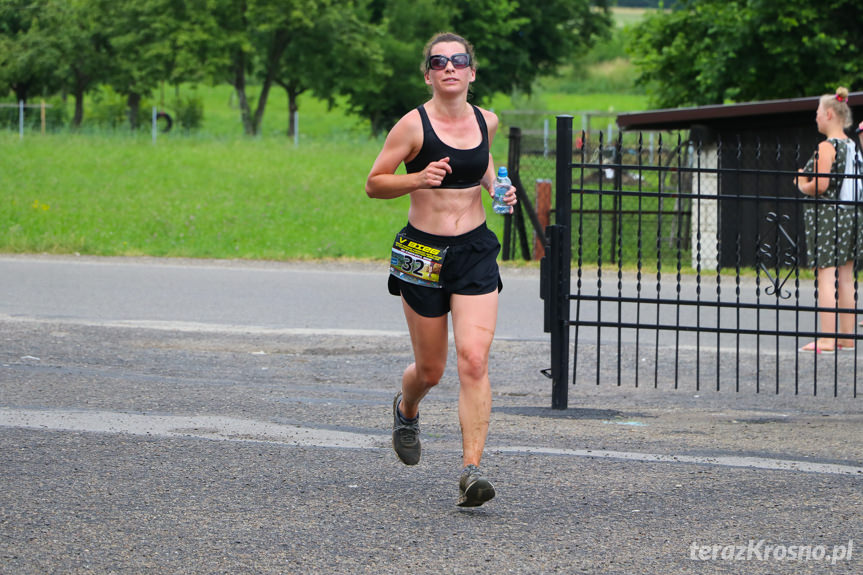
[2,131,411,260]
[4,84,652,262]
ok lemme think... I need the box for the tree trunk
[287,88,300,138]
[233,52,255,136]
[127,92,141,131]
[236,86,254,135]
[12,86,28,106]
[72,91,85,128]
[250,32,289,137]
[252,80,273,136]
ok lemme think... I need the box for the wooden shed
[616,92,863,269]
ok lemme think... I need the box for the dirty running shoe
[457,464,496,507]
[392,391,421,465]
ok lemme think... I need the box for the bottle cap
[497,166,507,177]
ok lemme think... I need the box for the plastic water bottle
[493,167,512,214]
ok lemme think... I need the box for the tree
[160,0,214,87]
[274,0,385,138]
[45,0,112,128]
[4,0,213,130]
[0,0,64,104]
[339,0,444,135]
[93,0,189,130]
[627,0,863,108]
[207,0,328,136]
[457,0,612,105]
[342,0,613,135]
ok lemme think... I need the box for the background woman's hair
[820,86,853,129]
[421,32,476,74]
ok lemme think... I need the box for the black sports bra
[404,105,489,189]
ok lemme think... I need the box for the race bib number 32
[390,233,448,288]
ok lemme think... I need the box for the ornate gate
[539,116,863,407]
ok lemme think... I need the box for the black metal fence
[504,124,694,266]
[523,115,863,407]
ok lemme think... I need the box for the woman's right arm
[366,112,451,199]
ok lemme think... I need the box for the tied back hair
[820,86,853,129]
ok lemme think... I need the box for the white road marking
[2,408,862,476]
[0,408,383,450]
[493,446,863,476]
[0,313,407,338]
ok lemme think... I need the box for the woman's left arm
[480,109,517,209]
[480,109,499,194]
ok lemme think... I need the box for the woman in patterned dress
[796,87,861,353]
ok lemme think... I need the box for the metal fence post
[507,125,548,261]
[550,115,573,409]
[502,127,519,260]
[152,106,158,144]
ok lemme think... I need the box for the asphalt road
[0,254,545,340]
[1,255,862,574]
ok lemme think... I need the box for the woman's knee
[412,360,446,387]
[456,346,489,382]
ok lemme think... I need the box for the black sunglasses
[427,53,471,71]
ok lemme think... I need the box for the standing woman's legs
[450,291,498,467]
[399,298,449,418]
[817,266,840,348]
[837,261,856,347]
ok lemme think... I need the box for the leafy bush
[171,91,204,132]
[85,86,166,131]
[86,86,131,129]
[84,85,204,133]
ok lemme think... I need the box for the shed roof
[617,92,863,132]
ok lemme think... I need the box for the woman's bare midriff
[407,186,487,236]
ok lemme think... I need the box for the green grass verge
[3,83,650,262]
[2,6,661,264]
[3,131,418,259]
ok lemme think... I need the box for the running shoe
[392,391,421,465]
[457,464,496,507]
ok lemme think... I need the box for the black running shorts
[388,222,503,318]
